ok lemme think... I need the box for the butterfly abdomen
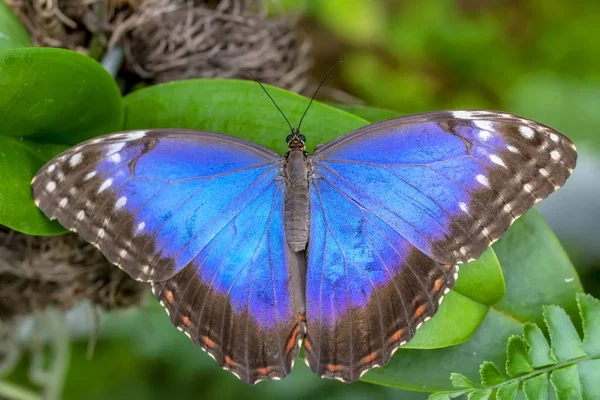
[284,150,310,252]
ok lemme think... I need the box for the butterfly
[31,105,576,385]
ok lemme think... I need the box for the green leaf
[451,373,476,389]
[496,380,519,400]
[452,249,505,306]
[578,293,600,354]
[0,0,32,50]
[0,48,123,235]
[523,322,556,368]
[578,359,600,398]
[543,305,587,362]
[523,373,549,400]
[0,137,67,234]
[480,362,505,387]
[330,103,401,122]
[0,48,123,145]
[492,210,583,326]
[506,336,534,377]
[433,293,600,399]
[550,365,582,400]
[467,389,493,400]
[123,79,367,154]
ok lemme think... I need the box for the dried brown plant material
[0,226,146,319]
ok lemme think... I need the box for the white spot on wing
[69,153,82,167]
[489,154,506,168]
[84,171,97,181]
[478,131,492,141]
[540,168,549,177]
[550,150,561,161]
[47,164,56,172]
[453,110,473,119]
[519,126,535,139]
[109,153,121,163]
[115,196,127,209]
[77,210,85,220]
[107,142,126,154]
[59,198,68,207]
[507,145,519,153]
[474,120,493,131]
[550,133,559,142]
[136,222,146,232]
[524,183,533,193]
[98,178,113,193]
[46,181,56,192]
[125,131,146,140]
[459,202,468,213]
[476,174,490,187]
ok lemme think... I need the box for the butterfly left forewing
[31,129,305,384]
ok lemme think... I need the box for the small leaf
[451,373,476,389]
[480,361,505,387]
[523,373,549,400]
[523,322,557,368]
[506,336,534,377]
[467,389,493,400]
[0,48,123,144]
[577,293,600,354]
[428,392,464,400]
[578,359,600,398]
[496,380,519,400]
[0,137,68,234]
[550,365,582,400]
[0,0,32,50]
[544,305,587,362]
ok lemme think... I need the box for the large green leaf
[124,79,367,154]
[123,79,505,351]
[0,48,124,235]
[0,0,32,50]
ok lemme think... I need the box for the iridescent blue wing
[304,110,577,381]
[31,130,305,384]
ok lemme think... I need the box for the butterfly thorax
[284,149,310,252]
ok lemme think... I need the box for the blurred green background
[6,0,600,398]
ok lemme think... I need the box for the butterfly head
[286,128,306,151]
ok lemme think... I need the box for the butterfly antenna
[243,68,294,133]
[296,61,342,132]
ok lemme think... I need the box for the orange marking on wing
[325,364,342,372]
[414,305,426,319]
[224,355,239,368]
[443,263,453,270]
[181,315,191,327]
[286,325,300,353]
[164,289,174,304]
[390,328,404,343]
[361,352,377,364]
[201,335,215,348]
[257,366,272,376]
[433,279,443,292]
[304,339,312,352]
[298,313,306,322]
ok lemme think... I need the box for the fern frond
[428,293,600,399]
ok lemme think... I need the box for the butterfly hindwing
[303,178,456,381]
[31,129,305,384]
[304,110,576,381]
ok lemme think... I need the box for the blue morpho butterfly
[31,78,577,385]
